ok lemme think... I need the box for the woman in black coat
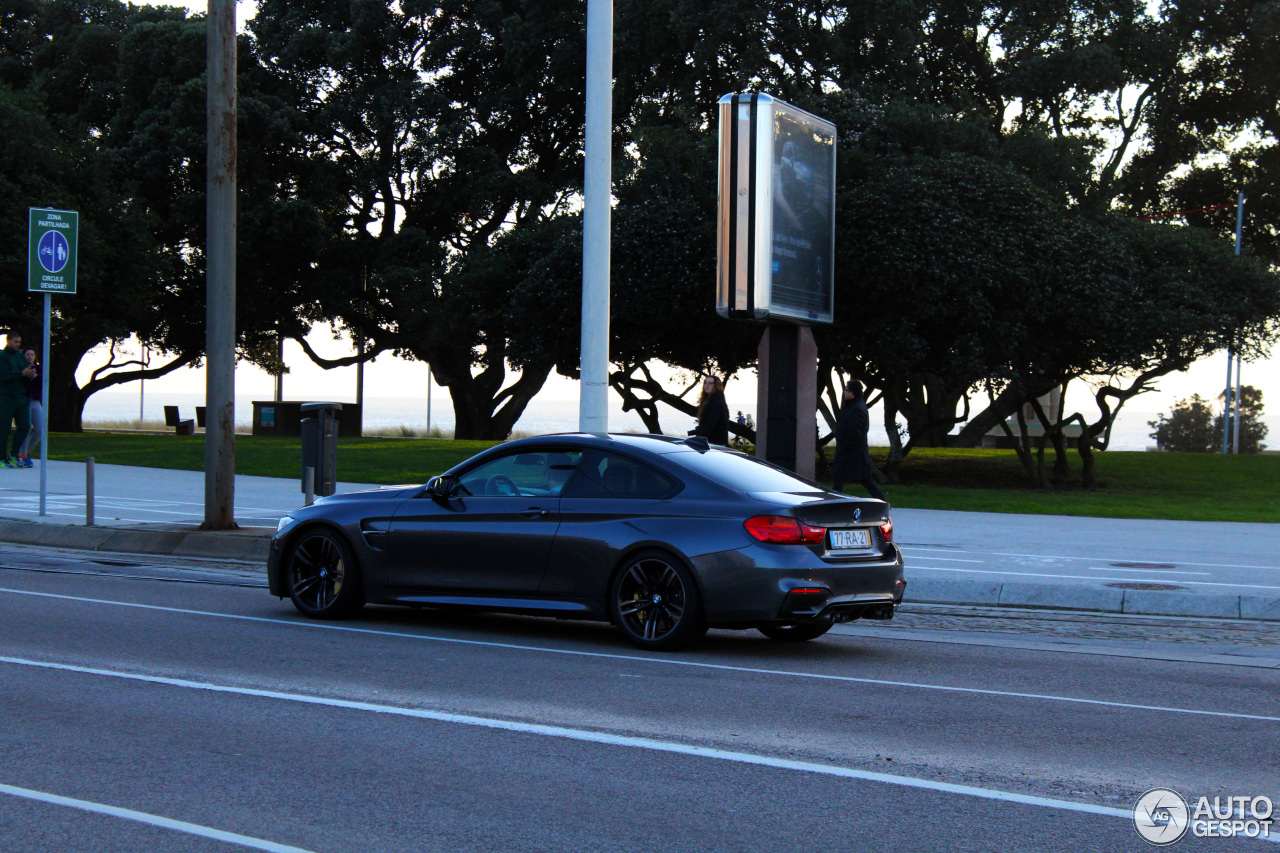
[831,380,886,501]
[692,376,730,445]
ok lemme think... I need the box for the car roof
[506,433,706,455]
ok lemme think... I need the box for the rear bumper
[692,543,906,626]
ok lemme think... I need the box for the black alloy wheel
[610,550,706,651]
[757,623,832,642]
[287,528,365,619]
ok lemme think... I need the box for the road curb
[907,577,1280,622]
[0,519,271,563]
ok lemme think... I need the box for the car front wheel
[610,550,706,651]
[286,528,365,620]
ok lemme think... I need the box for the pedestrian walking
[831,380,886,501]
[16,348,43,468]
[690,376,730,445]
[0,332,36,468]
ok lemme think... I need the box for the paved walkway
[0,459,1276,620]
[0,459,378,528]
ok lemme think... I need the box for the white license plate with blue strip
[829,529,871,550]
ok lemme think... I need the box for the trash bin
[300,402,342,497]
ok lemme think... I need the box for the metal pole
[356,268,365,420]
[426,364,432,436]
[1222,346,1233,454]
[139,343,146,424]
[1233,349,1242,454]
[1231,191,1245,455]
[39,294,50,517]
[578,0,612,435]
[274,333,283,402]
[204,0,237,528]
[85,457,94,527]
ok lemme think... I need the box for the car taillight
[879,517,894,543]
[744,515,826,545]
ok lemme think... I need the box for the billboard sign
[716,93,835,324]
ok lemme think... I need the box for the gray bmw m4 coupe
[268,433,906,650]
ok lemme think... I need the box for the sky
[104,1,1277,436]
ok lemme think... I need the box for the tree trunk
[47,341,93,432]
[1028,393,1070,487]
[431,350,552,440]
[896,373,965,448]
[880,378,906,483]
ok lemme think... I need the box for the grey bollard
[303,466,315,507]
[85,457,95,527]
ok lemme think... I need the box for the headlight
[276,516,296,534]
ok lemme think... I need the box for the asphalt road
[1,550,1277,852]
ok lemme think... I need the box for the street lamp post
[1223,191,1246,454]
[579,0,612,435]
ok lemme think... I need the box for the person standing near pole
[15,348,42,468]
[0,332,35,469]
[691,376,730,445]
[832,380,886,501]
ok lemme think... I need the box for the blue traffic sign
[37,229,70,273]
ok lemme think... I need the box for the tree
[1149,394,1217,452]
[1215,385,1269,453]
[0,0,339,429]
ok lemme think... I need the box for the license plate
[829,529,870,550]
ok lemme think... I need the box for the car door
[540,449,683,599]
[386,449,581,595]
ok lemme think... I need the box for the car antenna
[680,436,711,452]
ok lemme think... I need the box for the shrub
[1149,395,1216,452]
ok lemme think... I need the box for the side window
[563,451,679,499]
[455,450,582,497]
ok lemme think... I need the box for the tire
[609,550,707,651]
[757,623,832,642]
[286,527,365,620]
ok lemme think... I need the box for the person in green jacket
[0,332,36,468]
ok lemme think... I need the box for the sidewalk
[0,460,1276,620]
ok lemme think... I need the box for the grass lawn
[856,447,1279,523]
[44,432,1279,523]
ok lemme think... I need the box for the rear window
[672,449,819,492]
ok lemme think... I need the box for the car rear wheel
[286,528,365,620]
[757,623,832,642]
[610,550,706,651]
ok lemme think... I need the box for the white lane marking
[0,782,315,853]
[906,545,1280,572]
[0,508,171,524]
[910,567,1280,592]
[897,553,984,563]
[0,656,1135,823]
[0,507,279,525]
[0,491,287,513]
[2,586,1278,724]
[1085,568,1211,576]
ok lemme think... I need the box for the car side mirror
[427,476,451,499]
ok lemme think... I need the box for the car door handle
[518,508,551,518]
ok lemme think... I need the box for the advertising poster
[769,105,835,322]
